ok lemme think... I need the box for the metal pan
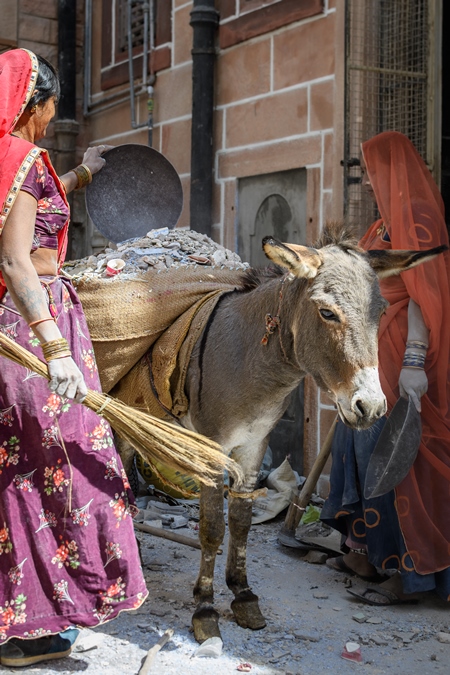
[364,395,422,500]
[85,144,183,243]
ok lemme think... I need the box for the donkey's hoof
[192,606,222,643]
[231,591,266,630]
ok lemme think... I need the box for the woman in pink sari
[0,49,147,667]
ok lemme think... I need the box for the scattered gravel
[27,517,450,675]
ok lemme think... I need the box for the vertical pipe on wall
[57,0,77,120]
[56,0,80,259]
[189,0,219,236]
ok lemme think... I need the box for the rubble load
[63,227,249,280]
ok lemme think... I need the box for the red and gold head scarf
[0,49,40,233]
[0,48,69,297]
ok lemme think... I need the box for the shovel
[364,395,422,500]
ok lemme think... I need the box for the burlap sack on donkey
[75,267,243,414]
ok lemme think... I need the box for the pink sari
[0,49,148,643]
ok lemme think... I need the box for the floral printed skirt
[0,276,148,643]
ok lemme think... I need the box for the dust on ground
[6,514,449,675]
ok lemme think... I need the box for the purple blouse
[20,155,69,251]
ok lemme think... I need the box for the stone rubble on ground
[63,226,249,280]
[437,631,450,643]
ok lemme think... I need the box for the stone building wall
[4,0,345,492]
[85,0,345,491]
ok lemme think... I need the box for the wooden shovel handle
[283,416,337,532]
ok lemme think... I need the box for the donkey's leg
[192,477,225,643]
[226,445,267,630]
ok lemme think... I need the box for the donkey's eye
[319,308,339,322]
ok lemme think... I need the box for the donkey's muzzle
[336,366,387,430]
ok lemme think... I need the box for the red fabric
[360,131,450,575]
[0,49,69,300]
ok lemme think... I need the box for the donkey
[112,223,446,643]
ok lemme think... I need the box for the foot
[359,574,419,605]
[192,606,222,643]
[327,552,380,580]
[343,551,377,577]
[230,590,266,630]
[0,628,79,668]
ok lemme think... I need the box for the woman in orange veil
[322,131,450,604]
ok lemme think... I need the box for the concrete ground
[1,515,449,675]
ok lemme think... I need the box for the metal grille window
[118,0,146,53]
[344,0,434,232]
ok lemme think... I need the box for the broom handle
[283,416,337,532]
[139,628,174,675]
[134,521,202,550]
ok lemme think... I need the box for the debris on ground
[63,227,249,280]
[341,641,362,663]
[193,637,223,658]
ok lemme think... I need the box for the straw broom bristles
[0,332,243,490]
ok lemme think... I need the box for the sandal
[346,586,419,606]
[326,555,387,583]
[0,628,79,667]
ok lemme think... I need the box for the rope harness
[261,274,302,371]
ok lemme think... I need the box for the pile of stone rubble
[63,227,249,280]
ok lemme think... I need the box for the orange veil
[360,131,450,576]
[0,49,69,300]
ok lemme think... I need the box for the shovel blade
[364,396,421,500]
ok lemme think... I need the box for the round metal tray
[85,144,183,243]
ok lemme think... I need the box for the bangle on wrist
[406,340,428,351]
[28,317,56,329]
[41,338,72,362]
[46,352,72,361]
[402,351,426,369]
[71,164,92,190]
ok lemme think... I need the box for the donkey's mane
[314,221,361,252]
[238,265,283,292]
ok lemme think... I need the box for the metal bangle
[45,351,72,361]
[71,164,92,190]
[28,317,56,329]
[406,340,428,351]
[79,163,93,183]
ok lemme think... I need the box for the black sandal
[346,586,419,606]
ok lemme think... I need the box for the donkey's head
[262,223,447,429]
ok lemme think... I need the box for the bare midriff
[30,247,58,276]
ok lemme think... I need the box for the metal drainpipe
[55,0,80,259]
[189,1,219,236]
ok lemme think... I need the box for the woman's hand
[81,144,114,177]
[47,357,88,403]
[60,145,114,193]
[398,368,428,413]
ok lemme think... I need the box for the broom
[0,332,243,491]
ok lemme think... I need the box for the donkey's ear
[262,237,323,279]
[366,245,448,278]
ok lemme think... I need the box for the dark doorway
[237,168,306,475]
